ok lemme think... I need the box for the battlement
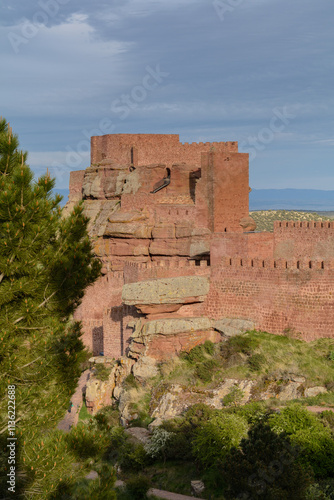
[274,220,334,230]
[90,133,238,166]
[219,256,334,270]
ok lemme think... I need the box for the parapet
[91,133,239,166]
[274,220,334,230]
[218,256,334,270]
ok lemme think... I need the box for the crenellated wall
[205,257,334,340]
[274,220,334,260]
[68,132,334,357]
[90,133,238,166]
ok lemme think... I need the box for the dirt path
[57,369,91,432]
[306,406,334,414]
[115,480,205,500]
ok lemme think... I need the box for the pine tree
[0,118,102,497]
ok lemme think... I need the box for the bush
[192,413,248,468]
[320,410,334,431]
[125,474,150,499]
[248,353,266,371]
[195,358,219,382]
[204,340,215,355]
[222,423,313,500]
[184,344,207,364]
[221,335,259,359]
[66,423,109,460]
[94,363,112,381]
[123,373,139,389]
[268,405,334,478]
[222,386,244,407]
[144,428,174,460]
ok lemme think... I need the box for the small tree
[222,423,313,499]
[0,118,101,497]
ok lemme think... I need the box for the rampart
[206,257,334,340]
[68,133,334,358]
[274,220,334,260]
[91,133,238,166]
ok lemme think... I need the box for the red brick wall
[103,305,142,357]
[211,232,274,265]
[201,152,249,233]
[91,134,238,166]
[69,170,85,201]
[206,258,334,341]
[123,259,210,284]
[274,221,334,260]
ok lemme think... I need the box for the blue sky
[1,0,333,194]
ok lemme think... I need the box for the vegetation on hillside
[250,209,334,232]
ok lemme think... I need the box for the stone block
[152,223,175,239]
[141,317,212,336]
[214,318,255,337]
[122,276,210,305]
[149,238,190,256]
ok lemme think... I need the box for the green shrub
[184,403,215,427]
[144,428,174,460]
[123,373,139,389]
[192,413,248,468]
[66,423,109,459]
[119,441,148,472]
[269,405,334,478]
[222,386,244,407]
[94,363,112,381]
[204,340,215,355]
[222,423,313,500]
[320,410,334,431]
[125,474,150,499]
[226,401,268,425]
[248,353,266,371]
[184,344,207,364]
[221,335,259,359]
[195,358,219,382]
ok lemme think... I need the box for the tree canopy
[0,118,102,497]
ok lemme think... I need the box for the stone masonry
[65,133,334,359]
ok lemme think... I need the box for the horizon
[1,0,334,193]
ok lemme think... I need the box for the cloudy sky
[1,0,333,194]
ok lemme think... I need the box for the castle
[65,134,334,361]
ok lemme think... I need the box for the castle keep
[65,134,334,361]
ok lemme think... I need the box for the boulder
[141,317,212,336]
[191,480,205,497]
[125,427,150,445]
[105,210,153,239]
[240,216,257,231]
[304,386,327,398]
[214,318,255,337]
[122,276,210,305]
[132,356,159,381]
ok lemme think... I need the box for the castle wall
[202,152,249,232]
[211,232,274,265]
[274,221,334,260]
[91,134,238,166]
[206,258,334,341]
[68,170,85,201]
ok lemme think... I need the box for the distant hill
[250,189,334,211]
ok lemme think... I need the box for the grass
[250,209,333,232]
[78,401,91,422]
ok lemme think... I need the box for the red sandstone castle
[65,134,334,360]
